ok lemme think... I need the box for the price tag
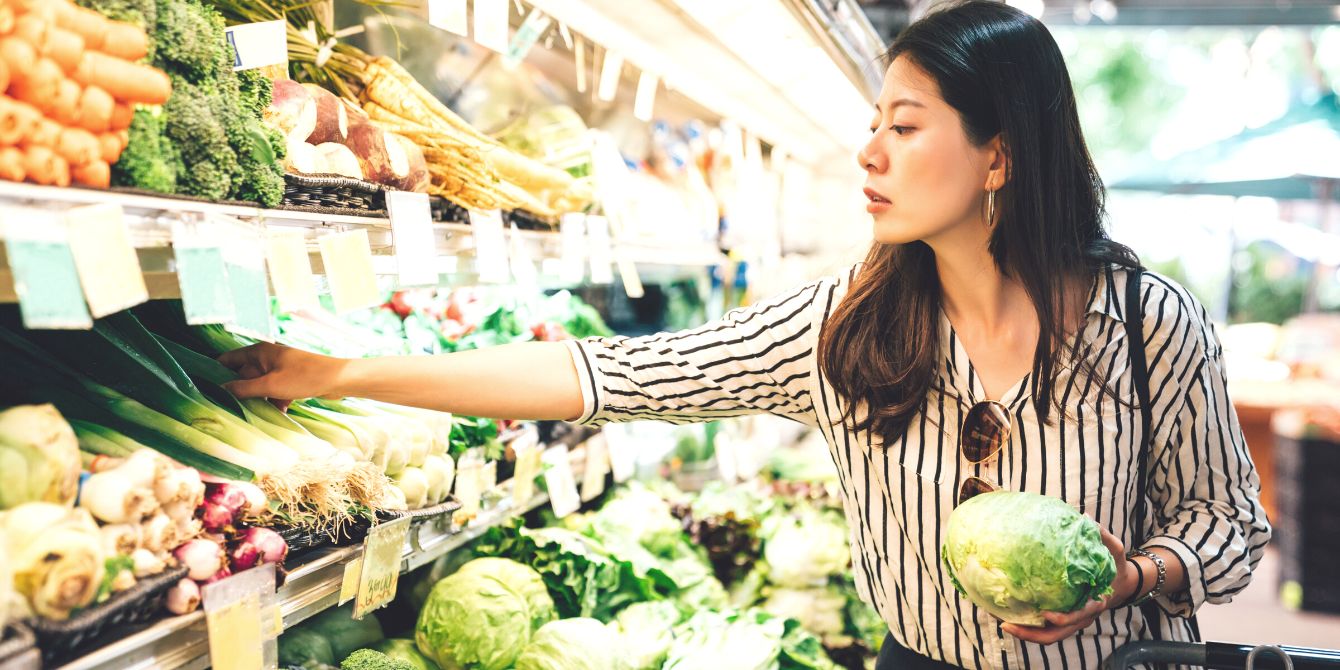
[225,20,288,71]
[558,213,585,284]
[600,427,636,483]
[427,0,468,36]
[634,71,658,122]
[354,516,410,619]
[264,229,319,313]
[203,563,277,670]
[511,437,543,508]
[339,557,362,605]
[543,445,581,518]
[2,212,92,329]
[473,0,510,54]
[468,210,510,284]
[222,221,273,342]
[580,437,609,502]
[597,49,624,102]
[454,457,484,518]
[714,433,738,484]
[65,204,148,318]
[616,249,645,299]
[509,222,538,286]
[481,460,498,492]
[574,35,588,93]
[386,191,439,287]
[318,229,380,314]
[503,8,552,69]
[172,218,235,325]
[586,215,614,285]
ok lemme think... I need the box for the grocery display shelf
[0,181,725,304]
[56,470,562,670]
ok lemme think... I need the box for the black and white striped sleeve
[1140,278,1272,618]
[562,278,831,427]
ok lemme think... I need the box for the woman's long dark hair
[818,0,1139,444]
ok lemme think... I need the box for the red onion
[230,527,288,572]
[200,501,239,533]
[173,538,225,581]
[204,482,247,515]
[203,566,232,585]
[166,579,200,615]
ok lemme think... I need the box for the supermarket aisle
[1196,549,1340,647]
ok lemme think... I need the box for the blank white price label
[597,49,624,102]
[225,20,287,71]
[473,0,510,54]
[511,439,543,508]
[586,215,613,285]
[66,204,148,318]
[543,446,581,518]
[600,427,636,483]
[509,222,538,286]
[634,71,658,122]
[580,438,609,502]
[386,191,439,287]
[468,210,510,284]
[318,229,380,314]
[454,458,484,518]
[558,213,585,284]
[616,249,644,299]
[427,0,468,36]
[265,229,319,313]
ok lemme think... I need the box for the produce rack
[55,441,593,670]
[0,181,726,302]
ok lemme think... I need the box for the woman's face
[858,57,1002,246]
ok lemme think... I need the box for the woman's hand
[218,342,349,404]
[1001,526,1139,645]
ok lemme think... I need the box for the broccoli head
[237,68,274,119]
[77,0,157,32]
[339,649,414,670]
[164,76,237,201]
[112,108,180,194]
[154,0,227,83]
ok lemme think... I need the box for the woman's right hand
[217,342,349,403]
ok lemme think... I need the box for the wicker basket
[0,623,38,670]
[429,195,469,224]
[30,564,189,665]
[281,173,387,215]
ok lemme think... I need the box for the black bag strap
[1122,267,1202,646]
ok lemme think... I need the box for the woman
[221,2,1270,667]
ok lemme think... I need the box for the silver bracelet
[1128,548,1166,606]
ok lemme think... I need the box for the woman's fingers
[1002,621,1086,645]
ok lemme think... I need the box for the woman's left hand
[1001,526,1138,645]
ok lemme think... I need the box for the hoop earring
[987,189,996,227]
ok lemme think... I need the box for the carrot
[0,58,8,94]
[97,130,120,162]
[10,1,59,24]
[21,144,68,186]
[48,77,80,125]
[8,57,59,108]
[0,6,15,37]
[2,97,41,142]
[55,126,97,165]
[77,84,112,132]
[99,22,147,62]
[0,97,26,144]
[44,25,83,74]
[72,159,108,188]
[29,117,60,147]
[72,51,169,105]
[0,146,25,181]
[109,100,131,130]
[52,3,108,52]
[12,14,48,54]
[0,37,35,87]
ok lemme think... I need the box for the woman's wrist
[1118,557,1146,607]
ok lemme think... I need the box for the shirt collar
[1088,264,1126,322]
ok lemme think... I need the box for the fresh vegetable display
[940,490,1117,627]
[0,1,164,188]
[77,0,286,205]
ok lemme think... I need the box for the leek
[71,420,137,458]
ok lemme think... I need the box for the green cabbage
[664,610,783,670]
[514,618,622,670]
[610,601,681,670]
[415,558,555,670]
[760,506,849,588]
[940,491,1116,626]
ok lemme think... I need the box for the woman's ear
[985,134,1010,191]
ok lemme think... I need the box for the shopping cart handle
[1103,641,1340,670]
[1102,641,1206,669]
[1205,641,1340,669]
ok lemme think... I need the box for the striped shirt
[564,264,1271,670]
